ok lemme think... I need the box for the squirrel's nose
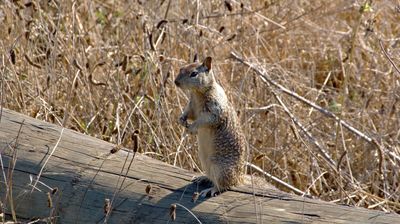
[174,79,180,86]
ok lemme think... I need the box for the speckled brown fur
[175,57,246,194]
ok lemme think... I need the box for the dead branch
[246,162,307,196]
[230,52,387,170]
[378,39,400,76]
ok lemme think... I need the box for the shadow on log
[0,108,399,223]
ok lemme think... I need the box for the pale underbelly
[197,128,215,175]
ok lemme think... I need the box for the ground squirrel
[174,56,246,197]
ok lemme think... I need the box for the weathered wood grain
[0,108,399,223]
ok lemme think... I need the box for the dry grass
[0,0,399,214]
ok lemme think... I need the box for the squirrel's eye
[190,71,198,77]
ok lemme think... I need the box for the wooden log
[0,108,399,223]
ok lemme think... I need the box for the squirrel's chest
[192,99,208,115]
[191,83,228,118]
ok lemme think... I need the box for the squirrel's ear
[202,56,212,71]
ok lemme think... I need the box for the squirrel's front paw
[187,123,198,135]
[178,115,189,128]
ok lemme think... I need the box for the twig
[31,128,65,193]
[173,203,202,224]
[271,87,337,168]
[337,150,347,172]
[246,162,307,196]
[231,0,286,29]
[28,174,53,192]
[174,133,187,167]
[245,104,280,112]
[234,53,337,168]
[23,54,42,69]
[0,151,8,194]
[230,52,385,169]
[0,56,4,124]
[7,120,25,222]
[104,131,140,223]
[76,152,110,224]
[164,0,172,19]
[116,103,122,144]
[303,171,327,197]
[104,149,137,223]
[378,39,400,76]
[308,71,331,116]
[339,123,353,182]
[121,96,144,143]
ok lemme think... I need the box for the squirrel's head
[174,57,214,92]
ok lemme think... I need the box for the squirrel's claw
[199,186,219,198]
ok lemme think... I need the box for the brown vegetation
[1,0,399,213]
